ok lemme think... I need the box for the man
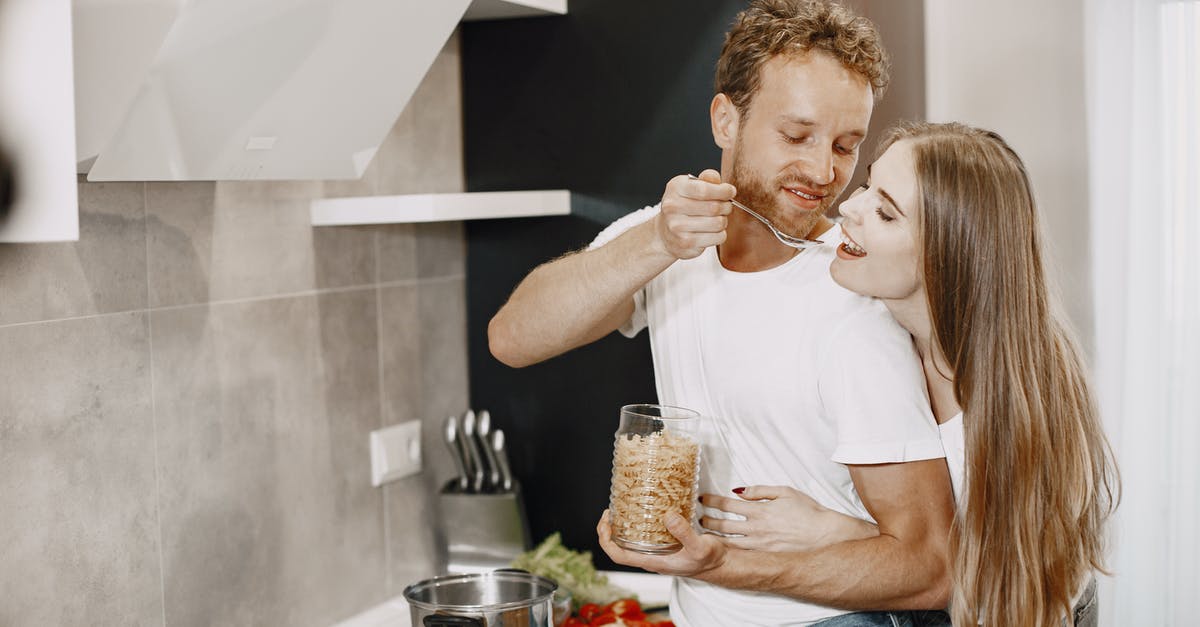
[489,1,954,625]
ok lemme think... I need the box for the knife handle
[491,429,514,492]
[443,415,470,492]
[475,410,502,490]
[461,410,487,493]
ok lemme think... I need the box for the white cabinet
[0,0,79,242]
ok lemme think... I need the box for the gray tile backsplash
[1,32,468,627]
[151,292,385,626]
[377,30,465,197]
[0,312,161,626]
[146,188,334,306]
[314,225,378,289]
[415,222,467,280]
[417,279,470,476]
[378,224,419,283]
[0,181,147,326]
[379,282,465,593]
[144,181,217,309]
[380,284,423,428]
[413,279,471,579]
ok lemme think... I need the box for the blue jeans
[1070,578,1099,627]
[812,578,1097,627]
[811,610,950,627]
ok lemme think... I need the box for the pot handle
[423,615,485,627]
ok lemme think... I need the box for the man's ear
[711,93,739,150]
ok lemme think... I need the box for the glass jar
[608,404,701,554]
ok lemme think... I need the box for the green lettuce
[510,533,636,608]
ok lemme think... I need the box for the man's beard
[728,147,840,240]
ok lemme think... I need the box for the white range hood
[74,0,564,182]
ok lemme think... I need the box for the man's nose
[797,147,835,187]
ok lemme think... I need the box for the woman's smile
[837,230,867,258]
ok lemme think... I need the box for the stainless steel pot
[403,570,558,627]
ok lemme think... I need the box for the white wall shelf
[463,0,566,21]
[310,189,571,225]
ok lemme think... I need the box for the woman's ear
[711,93,739,150]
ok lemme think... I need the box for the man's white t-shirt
[591,206,945,626]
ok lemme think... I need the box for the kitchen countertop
[596,570,674,608]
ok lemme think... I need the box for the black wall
[462,1,746,569]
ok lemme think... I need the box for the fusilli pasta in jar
[608,404,701,554]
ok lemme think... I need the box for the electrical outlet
[370,420,421,487]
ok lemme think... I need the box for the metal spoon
[687,174,824,249]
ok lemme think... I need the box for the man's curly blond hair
[716,0,890,115]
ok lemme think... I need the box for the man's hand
[699,486,880,552]
[596,509,728,577]
[655,169,735,260]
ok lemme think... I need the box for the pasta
[608,428,700,552]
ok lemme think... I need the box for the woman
[717,121,1118,625]
[836,121,1119,626]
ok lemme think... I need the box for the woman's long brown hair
[879,122,1119,626]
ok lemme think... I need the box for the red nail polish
[732,487,745,494]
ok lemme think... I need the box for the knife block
[437,481,532,574]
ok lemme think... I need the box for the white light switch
[370,420,421,487]
[244,136,277,151]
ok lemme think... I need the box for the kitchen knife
[443,414,469,492]
[475,410,502,490]
[454,414,478,493]
[491,429,514,492]
[460,410,487,493]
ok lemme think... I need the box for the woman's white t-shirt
[939,412,965,502]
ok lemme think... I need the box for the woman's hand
[699,485,879,552]
[596,509,728,578]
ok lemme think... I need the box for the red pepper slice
[604,599,644,619]
[578,603,602,622]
